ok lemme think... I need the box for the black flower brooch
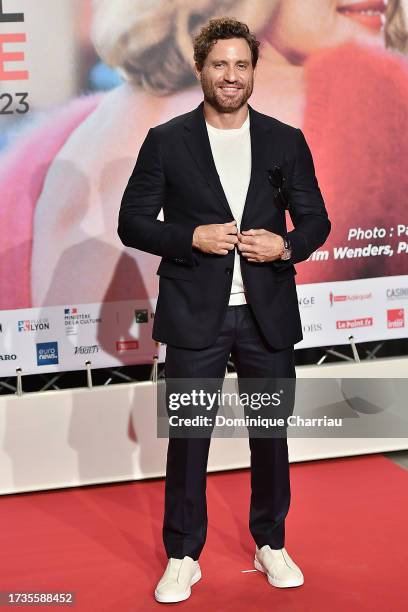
[267,165,289,210]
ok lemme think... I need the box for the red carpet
[0,453,406,611]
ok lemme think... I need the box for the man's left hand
[237,229,284,262]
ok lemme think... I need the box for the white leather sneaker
[154,556,202,603]
[254,545,304,588]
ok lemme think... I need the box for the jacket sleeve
[118,127,196,265]
[273,128,331,269]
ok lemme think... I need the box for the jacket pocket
[156,260,194,281]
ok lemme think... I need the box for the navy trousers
[163,303,295,561]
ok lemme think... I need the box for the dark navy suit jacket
[118,101,331,349]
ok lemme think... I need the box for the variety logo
[74,345,99,355]
[302,322,323,333]
[116,340,139,352]
[387,309,405,329]
[36,342,59,366]
[64,306,101,336]
[135,309,149,323]
[298,296,316,308]
[18,318,50,332]
[329,291,372,306]
[336,317,373,329]
[0,353,17,361]
[386,287,408,300]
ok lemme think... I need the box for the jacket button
[225,267,233,275]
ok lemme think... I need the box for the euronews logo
[36,342,59,366]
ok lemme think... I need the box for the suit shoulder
[253,108,299,137]
[150,108,195,136]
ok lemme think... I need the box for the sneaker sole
[254,557,304,588]
[154,568,202,603]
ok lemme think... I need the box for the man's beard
[200,74,253,114]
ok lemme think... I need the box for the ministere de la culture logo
[64,307,101,336]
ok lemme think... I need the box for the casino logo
[36,342,59,366]
[387,309,405,329]
[386,287,408,300]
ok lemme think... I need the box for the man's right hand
[192,220,238,255]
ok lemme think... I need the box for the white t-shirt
[206,112,251,306]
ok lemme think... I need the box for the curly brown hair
[193,16,261,70]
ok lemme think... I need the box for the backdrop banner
[1,0,407,376]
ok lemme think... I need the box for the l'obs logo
[302,322,323,333]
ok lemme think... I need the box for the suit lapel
[182,101,271,223]
[182,101,233,217]
[241,104,271,228]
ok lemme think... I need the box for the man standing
[118,17,330,603]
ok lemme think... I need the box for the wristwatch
[280,236,292,261]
